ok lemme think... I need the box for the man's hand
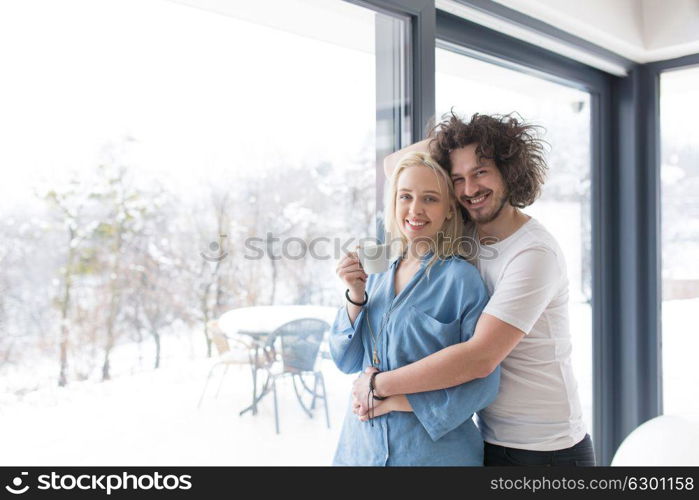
[351,366,378,417]
[383,139,431,178]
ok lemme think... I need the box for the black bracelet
[345,289,368,306]
[369,371,388,400]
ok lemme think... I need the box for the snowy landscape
[0,342,353,465]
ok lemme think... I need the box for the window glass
[0,0,408,465]
[660,65,699,416]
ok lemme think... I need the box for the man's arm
[353,313,524,407]
[355,246,560,404]
[383,139,431,178]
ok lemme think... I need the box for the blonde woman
[330,152,500,466]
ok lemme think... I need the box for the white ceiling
[439,0,699,75]
[495,0,699,63]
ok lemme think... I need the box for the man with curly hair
[351,112,595,466]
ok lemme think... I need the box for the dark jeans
[484,434,596,466]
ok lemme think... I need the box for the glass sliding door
[659,65,699,416]
[0,0,409,465]
[435,45,594,436]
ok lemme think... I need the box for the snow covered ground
[0,355,355,466]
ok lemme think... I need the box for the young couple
[329,112,595,466]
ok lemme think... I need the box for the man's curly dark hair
[429,112,548,208]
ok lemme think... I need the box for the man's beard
[461,190,509,225]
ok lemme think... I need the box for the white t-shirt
[472,217,587,451]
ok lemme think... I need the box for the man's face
[449,144,509,225]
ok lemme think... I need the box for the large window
[660,65,699,416]
[0,0,408,465]
[435,45,593,435]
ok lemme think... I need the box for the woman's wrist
[369,371,387,400]
[372,370,391,398]
[346,288,367,305]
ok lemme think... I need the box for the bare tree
[188,185,235,357]
[42,182,88,387]
[86,163,149,381]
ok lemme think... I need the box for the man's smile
[463,191,491,209]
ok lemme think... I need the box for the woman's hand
[356,394,413,422]
[336,251,367,301]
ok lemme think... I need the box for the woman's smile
[405,218,429,232]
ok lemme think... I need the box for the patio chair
[197,320,268,408]
[266,318,331,434]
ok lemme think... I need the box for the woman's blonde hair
[383,151,467,273]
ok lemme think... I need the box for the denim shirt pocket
[398,306,461,363]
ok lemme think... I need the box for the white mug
[358,243,390,274]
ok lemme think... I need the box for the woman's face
[395,165,452,245]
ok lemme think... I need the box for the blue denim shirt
[330,254,500,466]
